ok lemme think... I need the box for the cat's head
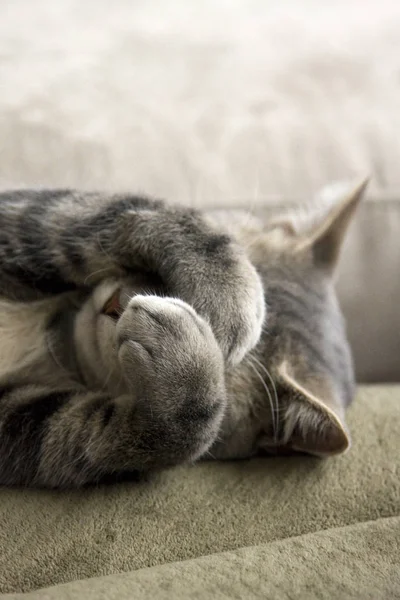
[211,179,368,461]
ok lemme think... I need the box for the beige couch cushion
[5,518,400,599]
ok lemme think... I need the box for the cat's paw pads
[117,295,217,359]
[117,295,226,462]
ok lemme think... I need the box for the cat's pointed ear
[294,178,369,273]
[278,361,350,456]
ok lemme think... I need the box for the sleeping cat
[0,181,367,487]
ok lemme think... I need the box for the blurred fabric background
[1,0,400,206]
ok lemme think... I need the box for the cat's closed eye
[102,289,122,320]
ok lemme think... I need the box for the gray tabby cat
[0,181,366,487]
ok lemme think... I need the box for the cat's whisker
[96,232,113,262]
[250,355,280,446]
[203,449,217,460]
[241,172,261,231]
[84,267,114,286]
[246,358,278,445]
[122,291,134,304]
[101,362,117,392]
[261,323,269,335]
[46,332,76,381]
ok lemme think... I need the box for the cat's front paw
[116,295,226,464]
[202,255,266,367]
[225,258,265,365]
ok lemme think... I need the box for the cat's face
[78,180,366,464]
[209,181,367,461]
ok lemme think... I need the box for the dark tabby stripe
[0,388,71,485]
[0,383,223,487]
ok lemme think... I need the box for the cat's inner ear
[294,178,369,273]
[277,361,350,457]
